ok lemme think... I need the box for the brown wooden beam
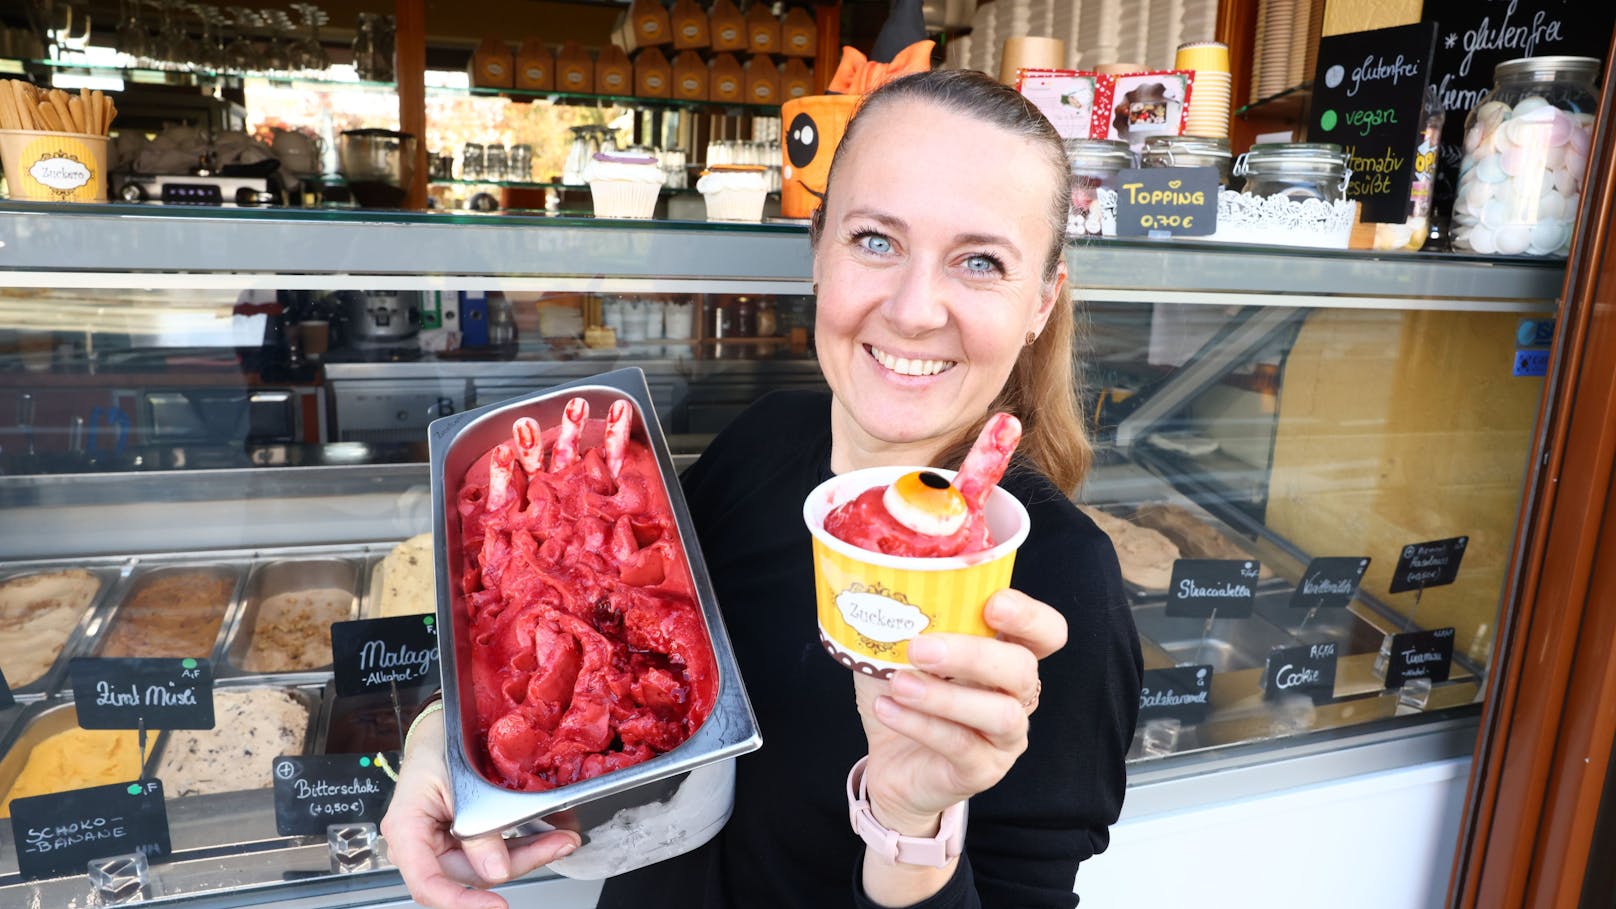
[1449,29,1616,909]
[396,0,428,210]
[813,3,840,95]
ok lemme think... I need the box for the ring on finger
[1021,679,1042,712]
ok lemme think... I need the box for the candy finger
[954,412,1021,511]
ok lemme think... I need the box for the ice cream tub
[0,702,164,820]
[90,562,244,663]
[804,466,1031,678]
[224,558,361,677]
[150,682,321,799]
[0,562,122,700]
[429,366,760,878]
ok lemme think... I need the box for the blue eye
[963,254,1003,274]
[856,232,893,254]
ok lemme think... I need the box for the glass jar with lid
[1235,143,1351,203]
[1451,56,1600,257]
[1064,139,1133,237]
[1142,135,1233,186]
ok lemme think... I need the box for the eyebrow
[841,208,1022,259]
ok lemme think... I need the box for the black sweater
[596,390,1141,908]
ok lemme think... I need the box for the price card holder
[69,658,215,730]
[1263,642,1338,704]
[330,614,441,698]
[1389,536,1467,594]
[1384,627,1455,689]
[9,779,170,882]
[1289,557,1370,610]
[1139,665,1213,725]
[1164,559,1259,618]
[273,754,400,836]
[0,666,13,710]
[1114,167,1218,238]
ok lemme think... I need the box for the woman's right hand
[380,709,581,909]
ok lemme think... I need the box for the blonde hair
[809,69,1092,493]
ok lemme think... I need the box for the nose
[879,259,949,338]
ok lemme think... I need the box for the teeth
[871,346,954,377]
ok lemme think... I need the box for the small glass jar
[460,142,484,181]
[1064,139,1132,237]
[1451,56,1600,257]
[483,144,508,183]
[1142,135,1233,186]
[664,299,694,339]
[1236,143,1350,204]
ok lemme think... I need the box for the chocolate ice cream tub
[429,367,760,879]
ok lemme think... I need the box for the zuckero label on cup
[1389,536,1468,593]
[330,614,441,698]
[70,658,215,730]
[1264,642,1338,703]
[835,581,931,644]
[9,779,170,882]
[273,754,400,836]
[1384,627,1456,688]
[1165,558,1260,618]
[1289,557,1371,610]
[1139,665,1213,725]
[1114,166,1219,237]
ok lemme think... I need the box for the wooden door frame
[1449,34,1616,909]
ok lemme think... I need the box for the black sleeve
[852,505,1142,909]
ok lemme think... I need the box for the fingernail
[890,672,925,699]
[874,695,901,718]
[908,636,944,664]
[556,843,577,859]
[482,856,507,881]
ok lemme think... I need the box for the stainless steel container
[428,367,760,878]
[0,562,122,700]
[88,562,243,664]
[223,558,361,677]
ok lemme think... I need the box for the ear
[1034,257,1066,335]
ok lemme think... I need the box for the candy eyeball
[883,471,969,536]
[1494,224,1531,255]
[1475,100,1511,129]
[1529,219,1570,255]
[1512,96,1551,118]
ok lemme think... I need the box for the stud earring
[1025,331,1037,347]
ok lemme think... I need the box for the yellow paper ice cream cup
[803,466,1030,678]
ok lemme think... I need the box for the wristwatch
[846,756,965,867]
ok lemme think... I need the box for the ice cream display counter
[0,205,1565,907]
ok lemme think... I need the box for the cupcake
[696,165,768,222]
[583,152,664,219]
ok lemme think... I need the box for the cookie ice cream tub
[804,465,1030,678]
[429,367,759,879]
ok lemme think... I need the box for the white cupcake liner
[702,187,767,222]
[589,179,660,219]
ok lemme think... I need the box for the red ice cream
[457,399,716,792]
[823,413,1022,558]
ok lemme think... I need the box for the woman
[381,68,1141,909]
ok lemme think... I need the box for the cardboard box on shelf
[637,47,673,98]
[515,39,554,91]
[745,55,780,104]
[781,7,817,58]
[710,53,745,102]
[597,43,633,95]
[616,0,672,52]
[673,50,709,100]
[710,0,748,52]
[557,41,594,93]
[672,0,711,49]
[781,57,813,99]
[470,35,514,89]
[746,2,781,54]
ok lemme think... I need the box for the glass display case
[0,203,1564,907]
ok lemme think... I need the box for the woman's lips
[865,344,958,378]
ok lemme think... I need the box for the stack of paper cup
[1000,36,1067,85]
[1177,40,1231,138]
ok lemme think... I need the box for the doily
[1067,186,1120,238]
[1203,190,1357,249]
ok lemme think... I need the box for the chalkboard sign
[1139,665,1214,724]
[330,615,441,698]
[1389,536,1468,593]
[1165,559,1260,618]
[1306,23,1440,222]
[1114,167,1219,237]
[1384,627,1456,688]
[70,658,215,730]
[1288,557,1372,610]
[273,753,400,836]
[0,666,12,710]
[1263,642,1339,703]
[9,779,170,882]
[1421,0,1615,220]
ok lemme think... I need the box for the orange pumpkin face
[780,94,861,219]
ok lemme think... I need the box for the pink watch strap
[846,755,966,867]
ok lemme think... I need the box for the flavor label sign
[1390,536,1468,593]
[273,754,399,836]
[1139,665,1214,724]
[1306,23,1439,222]
[330,615,441,698]
[70,658,215,730]
[1165,558,1260,618]
[1264,642,1339,703]
[9,780,170,881]
[1114,167,1219,237]
[1385,627,1456,688]
[1289,557,1372,610]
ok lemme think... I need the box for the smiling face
[813,99,1067,473]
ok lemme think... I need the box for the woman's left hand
[854,587,1069,835]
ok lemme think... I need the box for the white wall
[1077,757,1471,908]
